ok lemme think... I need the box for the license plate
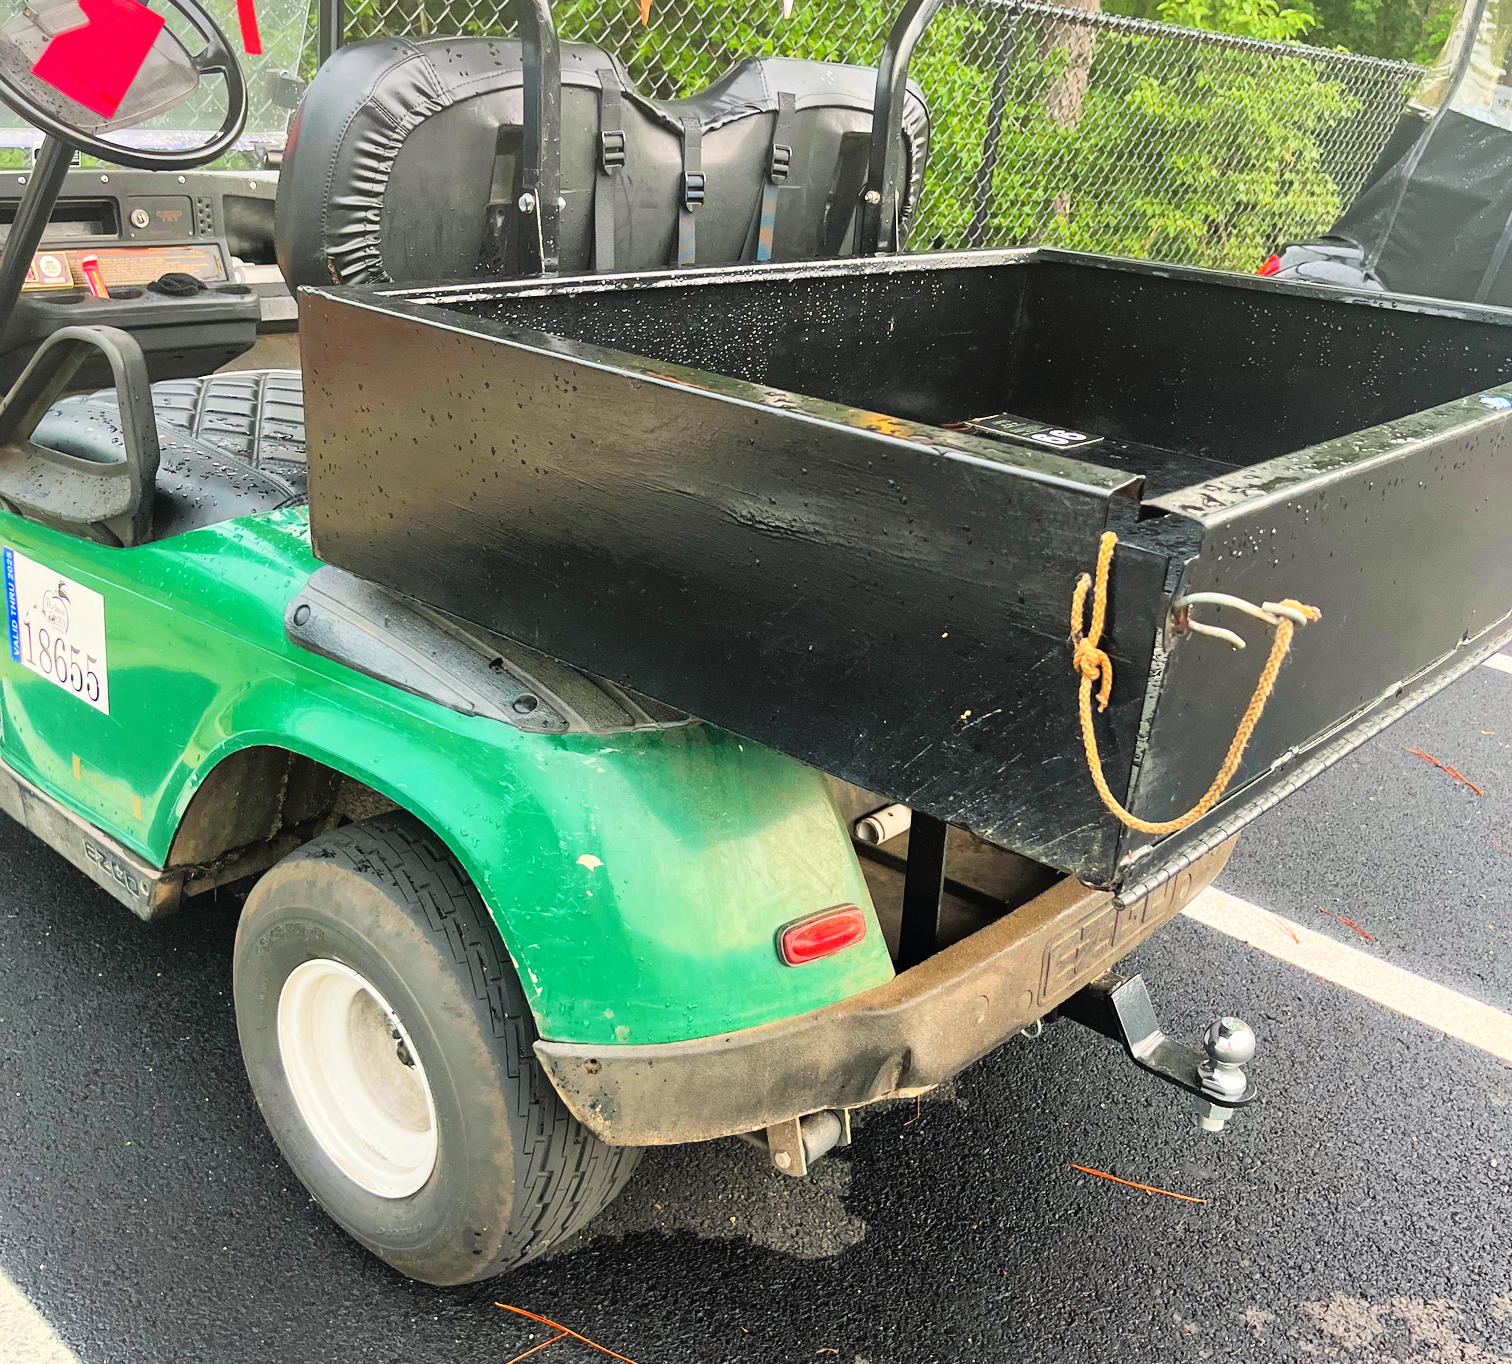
[3,548,109,714]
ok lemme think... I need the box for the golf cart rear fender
[177,711,893,1048]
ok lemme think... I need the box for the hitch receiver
[743,1109,853,1177]
[1060,972,1257,1132]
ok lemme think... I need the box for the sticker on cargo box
[4,549,109,714]
[962,413,1104,451]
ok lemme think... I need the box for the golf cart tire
[232,812,641,1285]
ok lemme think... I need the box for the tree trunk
[1040,0,1101,128]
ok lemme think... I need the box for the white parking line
[0,1270,78,1364]
[1184,887,1512,1064]
[1483,653,1512,676]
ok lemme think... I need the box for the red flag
[32,0,165,120]
[237,0,262,54]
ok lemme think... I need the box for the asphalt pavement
[2,664,1510,1364]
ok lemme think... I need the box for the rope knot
[1069,550,1117,713]
[1070,531,1320,837]
[1275,598,1322,624]
[1071,637,1113,712]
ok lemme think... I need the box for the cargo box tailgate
[1118,390,1512,894]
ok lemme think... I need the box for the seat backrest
[275,37,930,288]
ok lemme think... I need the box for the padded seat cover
[277,38,930,286]
[34,371,307,541]
[140,371,307,479]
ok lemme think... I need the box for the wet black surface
[1,668,1510,1364]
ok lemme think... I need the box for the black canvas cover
[1273,0,1512,304]
[1276,109,1512,304]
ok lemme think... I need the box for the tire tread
[292,815,640,1273]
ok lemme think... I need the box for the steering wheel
[0,0,247,171]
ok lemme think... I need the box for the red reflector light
[778,905,867,966]
[1258,254,1282,277]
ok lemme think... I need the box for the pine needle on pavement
[1070,1164,1207,1204]
[497,1305,644,1364]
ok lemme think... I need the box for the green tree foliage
[903,7,1357,266]
[1154,0,1317,40]
[1299,0,1458,62]
[1113,0,1460,60]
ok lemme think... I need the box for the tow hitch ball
[1059,972,1257,1132]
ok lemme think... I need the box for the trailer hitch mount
[1059,971,1257,1132]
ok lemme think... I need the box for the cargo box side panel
[1003,255,1512,466]
[1126,391,1512,860]
[301,291,1167,882]
[447,261,1033,428]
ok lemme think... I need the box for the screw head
[130,208,150,229]
[863,189,882,205]
[774,1151,792,1170]
[517,191,537,214]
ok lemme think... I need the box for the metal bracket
[266,68,306,110]
[1060,972,1257,1131]
[759,1109,850,1177]
[896,811,948,970]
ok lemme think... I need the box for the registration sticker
[3,549,109,714]
[961,413,1105,451]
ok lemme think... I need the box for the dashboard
[0,166,292,387]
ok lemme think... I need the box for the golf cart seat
[39,369,307,483]
[35,36,927,515]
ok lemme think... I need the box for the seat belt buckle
[681,170,706,212]
[768,143,792,185]
[599,129,626,174]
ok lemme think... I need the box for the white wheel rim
[277,958,439,1199]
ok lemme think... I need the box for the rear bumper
[535,837,1234,1146]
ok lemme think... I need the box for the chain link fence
[336,0,1423,270]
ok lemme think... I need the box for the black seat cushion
[276,38,930,287]
[34,369,308,542]
[143,371,308,479]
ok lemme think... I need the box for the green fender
[0,507,893,1046]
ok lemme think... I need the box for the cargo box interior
[421,251,1512,505]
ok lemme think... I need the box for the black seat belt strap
[674,115,703,268]
[595,67,626,274]
[753,92,796,263]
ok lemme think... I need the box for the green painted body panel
[0,505,893,1045]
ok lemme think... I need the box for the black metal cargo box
[299,249,1512,895]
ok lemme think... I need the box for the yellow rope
[1071,530,1320,835]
